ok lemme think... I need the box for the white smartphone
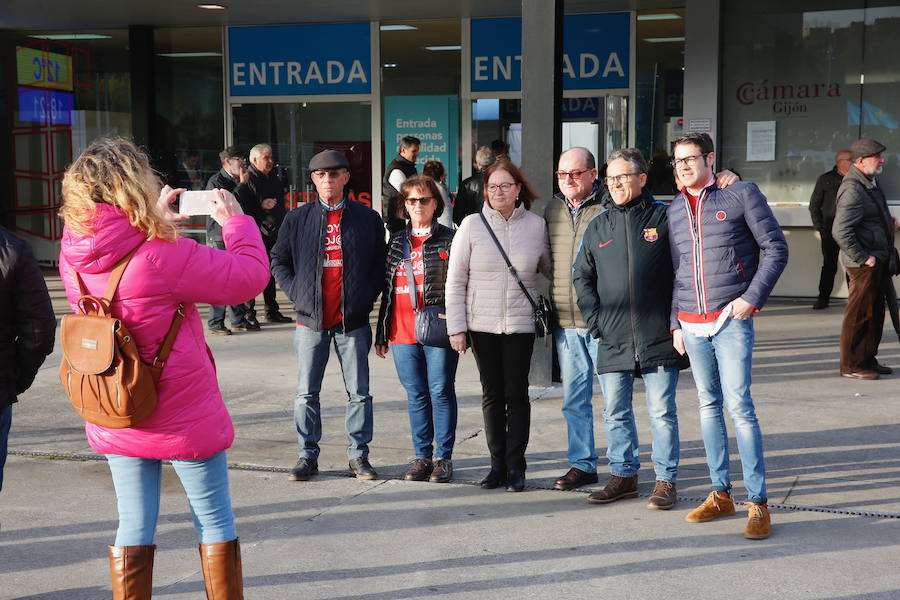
[178,190,217,216]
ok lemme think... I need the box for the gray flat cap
[850,138,886,160]
[309,149,349,171]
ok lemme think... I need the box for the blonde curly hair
[60,137,177,241]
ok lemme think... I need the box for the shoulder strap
[102,243,145,301]
[478,213,538,311]
[402,235,418,312]
[153,303,185,367]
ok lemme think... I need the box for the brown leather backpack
[59,244,184,429]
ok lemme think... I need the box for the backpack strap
[102,243,145,302]
[153,303,185,367]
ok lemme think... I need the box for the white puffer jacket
[446,203,551,335]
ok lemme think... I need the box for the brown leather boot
[587,474,639,504]
[199,538,244,600]
[108,544,155,600]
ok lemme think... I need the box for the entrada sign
[471,13,630,92]
[228,24,371,96]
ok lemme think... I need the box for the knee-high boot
[199,538,244,600]
[108,544,155,600]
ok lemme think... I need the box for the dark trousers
[469,331,535,472]
[817,224,840,300]
[245,236,280,319]
[207,240,247,327]
[840,263,886,372]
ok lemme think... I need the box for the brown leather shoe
[403,458,433,481]
[429,458,452,483]
[685,490,736,522]
[587,474,638,504]
[646,480,677,510]
[553,467,599,491]
[841,370,880,380]
[199,538,244,599]
[744,503,771,539]
[108,544,155,600]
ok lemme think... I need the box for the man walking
[572,148,685,509]
[832,139,896,380]
[238,143,293,325]
[271,149,387,481]
[382,136,420,234]
[669,132,788,539]
[544,147,606,491]
[205,146,260,335]
[809,150,852,309]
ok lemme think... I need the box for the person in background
[205,146,260,335]
[59,137,270,598]
[177,150,204,191]
[809,150,852,310]
[490,139,509,162]
[382,136,421,234]
[375,175,458,483]
[421,160,454,229]
[0,228,55,494]
[445,159,551,493]
[454,146,496,225]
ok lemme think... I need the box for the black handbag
[479,213,555,339]
[402,236,452,348]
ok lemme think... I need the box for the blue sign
[229,24,371,96]
[18,87,73,125]
[471,13,630,92]
[384,95,459,193]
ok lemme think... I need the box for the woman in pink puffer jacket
[59,138,269,599]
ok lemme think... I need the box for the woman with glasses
[445,159,551,492]
[375,175,458,483]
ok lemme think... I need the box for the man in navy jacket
[271,149,387,483]
[668,132,787,540]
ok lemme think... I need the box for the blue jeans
[391,343,459,460]
[106,451,236,546]
[598,366,680,482]
[0,405,10,492]
[682,316,767,503]
[553,328,600,472]
[294,324,374,460]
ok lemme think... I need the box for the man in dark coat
[382,136,420,234]
[237,143,292,324]
[271,149,387,483]
[453,146,495,225]
[573,148,685,510]
[0,230,56,491]
[809,150,852,309]
[832,138,895,380]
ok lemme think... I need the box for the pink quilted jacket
[59,203,270,460]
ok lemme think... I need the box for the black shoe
[231,319,261,332]
[349,457,377,480]
[265,312,294,323]
[288,458,318,481]
[208,323,232,335]
[245,316,261,328]
[874,362,893,375]
[506,470,525,492]
[479,468,507,489]
[812,298,829,310]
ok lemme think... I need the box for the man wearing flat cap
[271,149,387,481]
[833,138,897,380]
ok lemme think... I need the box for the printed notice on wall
[746,121,776,161]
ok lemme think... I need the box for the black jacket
[0,229,56,410]
[271,199,387,332]
[453,171,486,225]
[237,164,286,241]
[382,155,417,234]
[809,166,843,231]
[375,222,455,345]
[204,168,253,243]
[833,165,895,268]
[572,190,686,375]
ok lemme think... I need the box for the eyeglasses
[556,169,592,180]
[487,182,517,194]
[405,196,434,204]
[670,154,709,168]
[603,173,639,186]
[311,169,347,179]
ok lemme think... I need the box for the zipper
[569,202,579,326]
[687,191,707,314]
[624,209,640,363]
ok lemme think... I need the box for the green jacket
[543,187,606,329]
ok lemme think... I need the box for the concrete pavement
[1,277,899,599]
